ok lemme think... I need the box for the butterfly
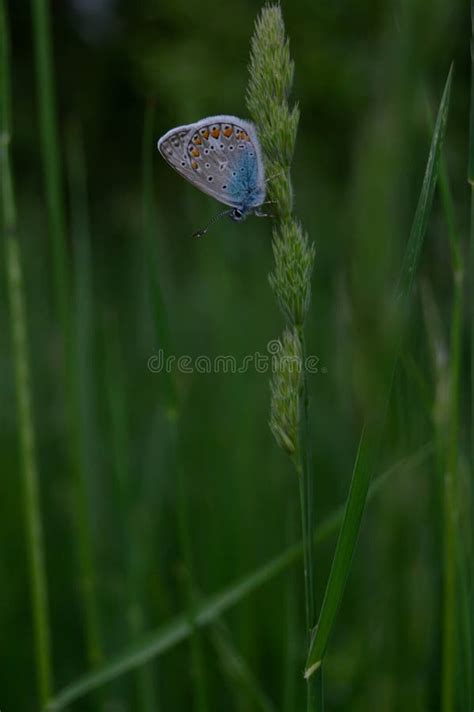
[157,115,268,237]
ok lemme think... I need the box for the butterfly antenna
[192,208,233,239]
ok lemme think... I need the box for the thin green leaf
[469,3,474,706]
[142,100,178,419]
[305,66,453,680]
[30,0,104,669]
[46,444,432,711]
[1,2,53,704]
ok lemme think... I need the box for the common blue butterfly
[157,115,267,237]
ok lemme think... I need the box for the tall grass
[46,444,432,709]
[432,137,465,712]
[469,2,474,705]
[0,1,53,706]
[30,0,104,671]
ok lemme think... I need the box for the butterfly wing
[157,116,265,210]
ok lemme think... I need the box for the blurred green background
[1,0,471,710]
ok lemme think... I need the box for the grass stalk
[468,3,474,703]
[246,6,319,708]
[283,497,297,712]
[421,280,457,712]
[298,329,322,711]
[174,442,209,712]
[0,1,53,705]
[424,81,465,710]
[439,158,463,712]
[30,0,68,331]
[29,0,104,670]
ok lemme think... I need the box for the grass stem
[29,0,104,671]
[0,1,53,705]
[468,3,474,703]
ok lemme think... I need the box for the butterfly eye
[231,208,244,222]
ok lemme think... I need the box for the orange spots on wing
[223,125,233,137]
[242,132,250,141]
[192,135,202,145]
[190,147,200,157]
[211,126,220,138]
[191,160,199,170]
[200,128,209,139]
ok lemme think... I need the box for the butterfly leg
[254,208,276,219]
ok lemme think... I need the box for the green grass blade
[142,100,178,419]
[46,444,432,711]
[304,66,453,680]
[30,0,68,333]
[30,0,104,671]
[102,313,158,712]
[0,1,53,705]
[469,2,474,704]
[396,66,452,306]
[434,122,465,712]
[424,86,466,709]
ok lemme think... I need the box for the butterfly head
[230,207,245,222]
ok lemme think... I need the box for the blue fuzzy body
[227,146,265,216]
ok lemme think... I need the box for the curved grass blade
[304,66,452,680]
[46,444,433,711]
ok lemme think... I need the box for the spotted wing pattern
[158,117,265,210]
